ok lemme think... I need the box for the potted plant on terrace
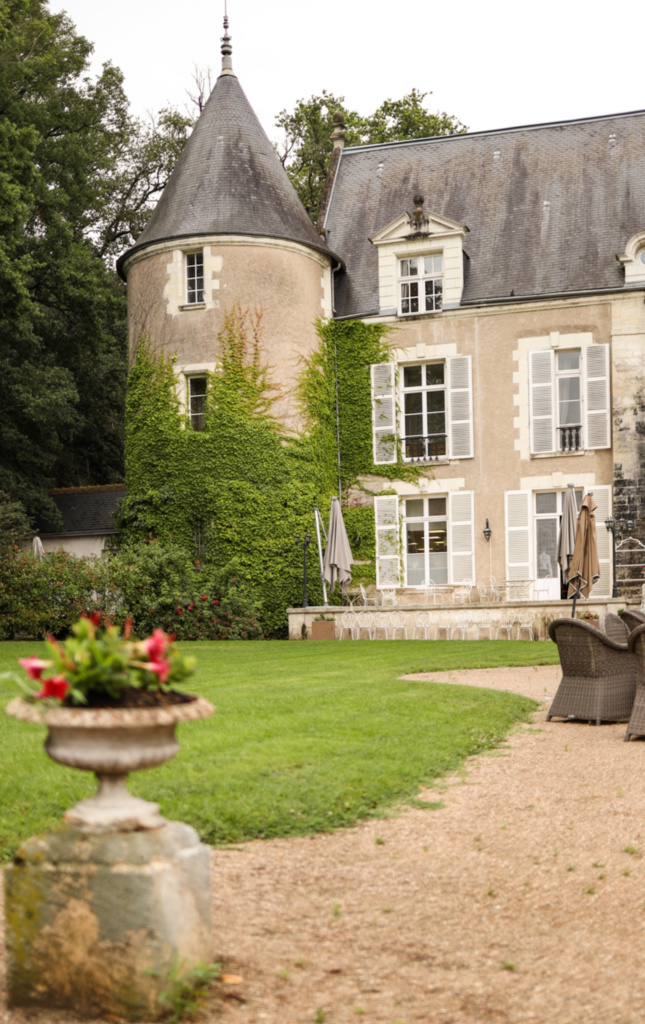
[5,613,213,830]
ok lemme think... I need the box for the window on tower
[186,252,204,304]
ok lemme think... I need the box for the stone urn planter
[6,695,214,830]
[4,619,218,1019]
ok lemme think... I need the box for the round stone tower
[117,20,337,431]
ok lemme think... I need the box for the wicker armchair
[599,612,629,644]
[625,625,645,740]
[547,618,638,726]
[621,609,645,634]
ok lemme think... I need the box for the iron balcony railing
[558,424,582,452]
[403,433,447,462]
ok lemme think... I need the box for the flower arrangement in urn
[14,612,195,707]
[6,614,213,830]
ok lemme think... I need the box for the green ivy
[121,309,411,633]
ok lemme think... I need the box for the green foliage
[299,319,419,486]
[157,961,220,1024]
[0,638,553,858]
[121,313,412,632]
[276,89,466,222]
[0,1,194,525]
[0,547,109,639]
[0,494,33,548]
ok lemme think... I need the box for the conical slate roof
[120,64,331,273]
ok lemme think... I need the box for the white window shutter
[374,495,400,587]
[584,344,610,450]
[529,350,555,454]
[371,362,397,465]
[589,485,612,597]
[449,491,475,584]
[505,491,532,581]
[447,356,473,459]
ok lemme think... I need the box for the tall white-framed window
[402,362,447,461]
[185,251,204,304]
[187,375,207,432]
[399,255,443,316]
[529,343,610,454]
[534,489,582,598]
[555,350,582,451]
[505,485,612,597]
[403,496,448,586]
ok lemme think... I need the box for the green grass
[0,639,556,860]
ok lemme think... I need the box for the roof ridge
[341,108,645,155]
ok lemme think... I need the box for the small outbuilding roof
[324,109,645,318]
[42,485,126,538]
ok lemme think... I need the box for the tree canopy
[276,88,467,223]
[0,0,192,529]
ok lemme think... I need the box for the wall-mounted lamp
[483,519,492,542]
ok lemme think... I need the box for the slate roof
[324,110,645,318]
[119,71,333,275]
[42,486,126,538]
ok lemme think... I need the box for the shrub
[0,547,108,639]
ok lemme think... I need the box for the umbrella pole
[314,508,328,605]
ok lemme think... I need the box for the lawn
[0,639,558,860]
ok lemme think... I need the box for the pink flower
[19,657,50,681]
[35,676,70,701]
[141,628,169,663]
[146,660,171,684]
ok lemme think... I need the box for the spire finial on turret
[220,4,234,76]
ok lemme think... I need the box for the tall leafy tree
[276,89,467,223]
[0,0,192,529]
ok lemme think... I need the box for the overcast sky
[49,0,644,144]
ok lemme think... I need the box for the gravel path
[3,664,645,1024]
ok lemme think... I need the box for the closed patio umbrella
[567,493,600,614]
[323,497,354,592]
[557,483,578,585]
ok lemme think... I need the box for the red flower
[123,616,133,640]
[146,659,171,685]
[19,657,50,681]
[213,600,219,606]
[141,628,169,662]
[176,607,182,615]
[35,676,70,701]
[201,594,207,601]
[89,611,102,627]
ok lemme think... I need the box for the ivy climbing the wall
[121,308,411,635]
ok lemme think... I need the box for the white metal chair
[475,609,495,640]
[390,610,408,639]
[414,610,433,640]
[359,583,378,606]
[497,608,516,639]
[518,609,535,641]
[453,579,474,604]
[356,611,375,639]
[339,610,358,640]
[373,611,391,640]
[422,579,438,605]
[451,609,472,640]
[379,588,397,606]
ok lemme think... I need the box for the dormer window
[186,252,204,304]
[399,256,443,315]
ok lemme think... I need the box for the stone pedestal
[4,821,213,1020]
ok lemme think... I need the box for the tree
[0,0,192,529]
[276,89,467,223]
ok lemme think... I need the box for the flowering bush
[11,614,195,707]
[577,611,599,621]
